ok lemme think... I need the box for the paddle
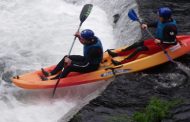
[128,9,175,63]
[52,4,93,97]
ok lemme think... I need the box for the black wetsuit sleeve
[162,25,177,44]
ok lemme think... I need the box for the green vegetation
[133,97,181,122]
[108,97,181,122]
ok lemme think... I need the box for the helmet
[81,29,94,40]
[158,7,172,19]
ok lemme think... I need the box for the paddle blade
[80,4,93,23]
[128,9,139,21]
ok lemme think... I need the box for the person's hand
[74,31,80,38]
[141,24,148,29]
[154,39,161,44]
[64,57,72,67]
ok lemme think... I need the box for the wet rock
[113,14,120,24]
[162,104,190,122]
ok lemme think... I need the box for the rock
[113,14,120,24]
[162,104,190,122]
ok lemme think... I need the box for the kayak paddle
[52,4,93,97]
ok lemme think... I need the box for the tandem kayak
[12,35,190,89]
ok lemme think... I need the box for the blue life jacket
[83,37,103,65]
[156,19,177,40]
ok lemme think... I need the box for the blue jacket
[83,37,103,65]
[156,19,177,44]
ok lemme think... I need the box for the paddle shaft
[146,27,175,63]
[68,22,82,55]
[52,22,82,97]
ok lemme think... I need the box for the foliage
[132,97,181,122]
[107,97,181,122]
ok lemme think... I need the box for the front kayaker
[108,7,178,65]
[41,29,103,80]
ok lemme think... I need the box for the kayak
[12,35,190,89]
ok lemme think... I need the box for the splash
[0,0,115,122]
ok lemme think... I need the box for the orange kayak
[12,35,190,89]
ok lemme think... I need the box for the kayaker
[108,7,178,65]
[41,29,103,80]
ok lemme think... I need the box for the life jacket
[156,19,177,43]
[83,37,103,65]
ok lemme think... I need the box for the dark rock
[113,14,120,24]
[162,104,190,122]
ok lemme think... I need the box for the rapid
[0,0,120,122]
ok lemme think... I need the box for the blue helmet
[81,29,94,40]
[158,7,172,19]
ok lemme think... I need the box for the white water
[0,0,115,122]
